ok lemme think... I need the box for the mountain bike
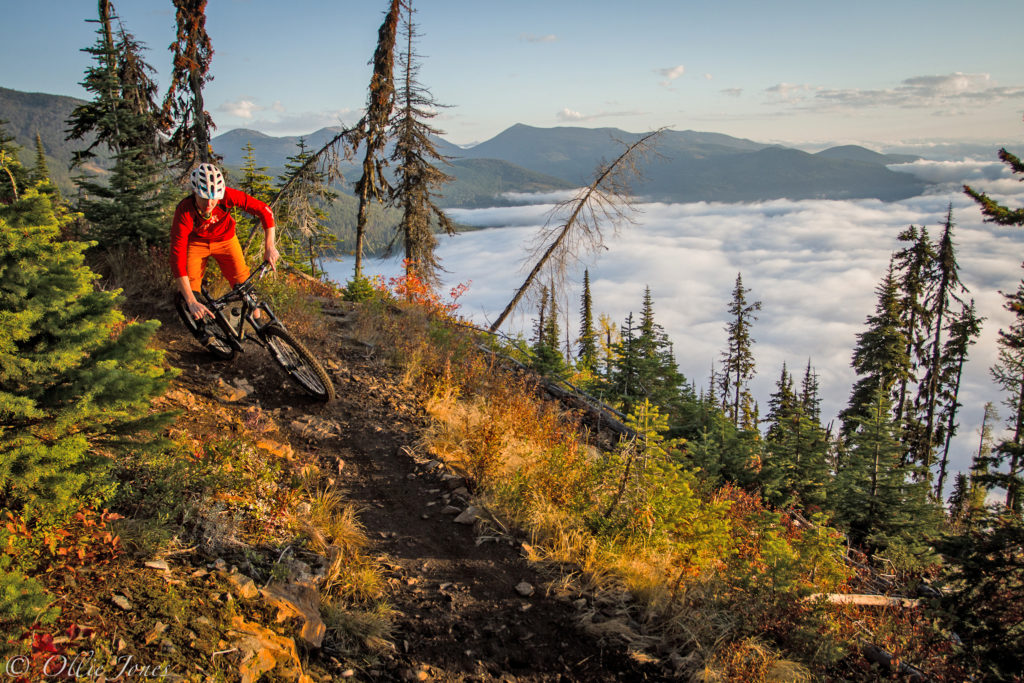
[174,262,336,402]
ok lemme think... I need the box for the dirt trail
[161,305,661,682]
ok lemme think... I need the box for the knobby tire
[261,324,335,402]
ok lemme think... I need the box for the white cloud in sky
[721,87,743,97]
[657,64,685,87]
[519,33,557,43]
[219,98,262,119]
[557,108,585,122]
[217,98,355,134]
[331,164,1024,484]
[766,72,1024,112]
[555,108,646,122]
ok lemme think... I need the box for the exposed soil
[154,301,664,682]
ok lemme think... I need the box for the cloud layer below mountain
[326,162,1024,482]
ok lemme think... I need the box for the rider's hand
[264,243,280,271]
[187,299,213,321]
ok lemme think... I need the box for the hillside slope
[136,297,660,681]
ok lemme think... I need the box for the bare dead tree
[489,129,664,333]
[162,0,216,174]
[349,0,402,279]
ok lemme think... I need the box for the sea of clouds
[324,157,1024,484]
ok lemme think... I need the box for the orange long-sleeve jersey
[169,187,274,278]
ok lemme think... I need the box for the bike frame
[199,262,280,353]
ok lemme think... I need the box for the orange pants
[186,236,251,292]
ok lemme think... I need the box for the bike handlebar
[209,261,273,304]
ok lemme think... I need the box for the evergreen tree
[965,146,1024,227]
[0,191,172,520]
[988,269,1024,513]
[891,225,933,437]
[235,143,276,256]
[275,138,338,275]
[30,134,50,187]
[965,402,997,525]
[67,1,170,248]
[607,312,642,413]
[763,361,830,511]
[934,299,983,499]
[833,385,939,555]
[388,0,455,287]
[839,265,911,437]
[76,147,172,248]
[635,287,689,412]
[529,286,565,376]
[911,206,968,478]
[161,0,217,172]
[577,269,598,371]
[67,0,164,165]
[0,120,29,204]
[718,273,761,429]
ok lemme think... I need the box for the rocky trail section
[158,305,660,682]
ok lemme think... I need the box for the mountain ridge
[1,86,930,206]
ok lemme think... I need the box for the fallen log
[808,593,921,608]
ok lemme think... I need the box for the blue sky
[4,0,1024,147]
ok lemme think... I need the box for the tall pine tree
[718,273,760,430]
[388,0,455,287]
[577,269,598,371]
[839,265,911,437]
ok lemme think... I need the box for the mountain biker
[170,162,280,322]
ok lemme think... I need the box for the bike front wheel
[261,324,335,402]
[174,293,236,361]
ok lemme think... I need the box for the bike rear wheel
[261,324,335,401]
[174,293,236,361]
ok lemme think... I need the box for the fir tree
[965,146,1024,227]
[0,120,29,204]
[718,273,760,429]
[988,269,1024,513]
[892,225,933,435]
[577,269,598,371]
[607,312,642,412]
[0,191,172,520]
[388,0,455,287]
[67,0,164,165]
[30,134,51,187]
[934,299,983,499]
[839,265,911,437]
[833,385,939,555]
[75,147,172,248]
[911,206,968,478]
[67,1,170,248]
[275,138,338,275]
[635,287,689,413]
[235,143,276,256]
[530,286,565,376]
[763,362,830,510]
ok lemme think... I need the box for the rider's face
[196,195,218,219]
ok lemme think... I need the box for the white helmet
[190,163,225,200]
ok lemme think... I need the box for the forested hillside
[1,0,1022,681]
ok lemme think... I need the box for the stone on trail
[453,506,479,525]
[515,581,535,597]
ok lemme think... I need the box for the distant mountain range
[213,123,928,205]
[3,85,929,208]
